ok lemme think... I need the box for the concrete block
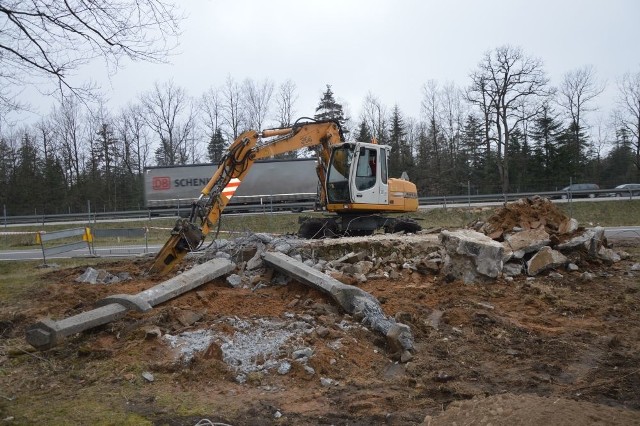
[26,258,234,350]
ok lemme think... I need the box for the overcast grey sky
[24,0,640,127]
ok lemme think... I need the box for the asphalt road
[0,245,162,262]
[1,227,638,262]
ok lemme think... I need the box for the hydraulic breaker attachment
[148,218,203,275]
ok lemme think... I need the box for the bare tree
[361,92,387,143]
[52,97,86,183]
[0,0,181,107]
[119,103,151,174]
[616,70,640,172]
[141,80,195,166]
[557,65,605,158]
[420,80,443,179]
[241,78,274,130]
[200,86,223,140]
[467,45,550,192]
[275,79,298,127]
[221,75,245,140]
[465,74,494,161]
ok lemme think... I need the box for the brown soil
[479,196,576,240]
[2,240,640,425]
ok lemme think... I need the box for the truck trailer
[144,158,319,212]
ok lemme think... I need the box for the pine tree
[9,133,43,214]
[530,103,563,186]
[207,127,226,163]
[314,85,347,133]
[355,119,372,142]
[388,105,408,177]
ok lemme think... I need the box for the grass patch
[556,200,640,226]
[0,258,118,302]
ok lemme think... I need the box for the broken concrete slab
[597,246,621,263]
[26,258,235,350]
[527,247,568,276]
[502,262,523,277]
[503,228,551,259]
[558,218,579,234]
[440,229,504,284]
[246,243,265,270]
[556,227,605,256]
[263,251,414,359]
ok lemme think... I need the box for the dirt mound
[425,393,640,425]
[478,196,576,240]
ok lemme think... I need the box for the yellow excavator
[149,118,420,275]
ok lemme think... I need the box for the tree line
[1,46,639,216]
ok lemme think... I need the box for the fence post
[3,204,6,229]
[85,227,95,256]
[36,231,47,265]
[569,177,573,218]
[145,227,149,253]
[87,200,91,224]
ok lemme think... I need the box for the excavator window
[380,148,388,184]
[355,147,377,191]
[327,144,353,203]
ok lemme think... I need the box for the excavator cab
[326,142,390,207]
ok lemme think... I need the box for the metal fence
[36,227,93,264]
[4,187,639,226]
[89,227,149,257]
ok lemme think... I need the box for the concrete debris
[503,228,551,259]
[439,229,504,283]
[632,263,640,271]
[320,377,339,387]
[28,259,234,350]
[75,267,131,285]
[527,247,568,276]
[469,198,627,280]
[556,227,605,254]
[503,262,523,277]
[263,251,414,360]
[226,274,243,288]
[164,329,215,363]
[581,272,595,281]
[162,315,330,376]
[277,362,291,375]
[427,310,443,330]
[598,247,621,263]
[548,272,564,280]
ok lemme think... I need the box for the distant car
[559,183,600,199]
[608,183,640,197]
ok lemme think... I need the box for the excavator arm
[148,118,343,275]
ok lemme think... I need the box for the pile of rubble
[197,197,629,289]
[444,196,629,283]
[65,196,634,382]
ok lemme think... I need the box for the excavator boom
[148,119,343,275]
[149,117,420,276]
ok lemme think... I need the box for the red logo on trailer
[152,176,171,190]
